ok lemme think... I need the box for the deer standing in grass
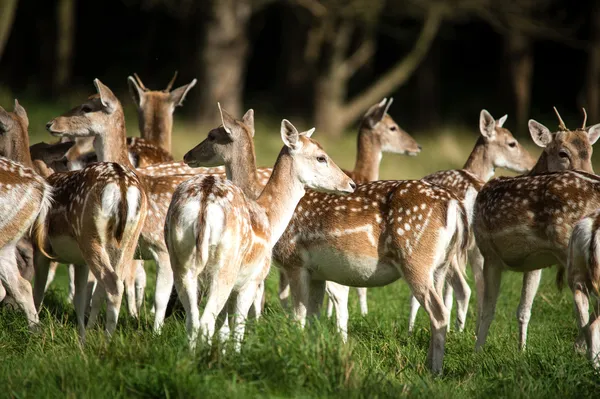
[166,118,355,349]
[1,97,148,340]
[474,109,600,352]
[407,110,535,332]
[0,103,53,328]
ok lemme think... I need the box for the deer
[273,98,422,319]
[407,110,535,333]
[61,72,196,171]
[568,209,600,369]
[0,97,148,341]
[166,116,356,350]
[474,108,600,352]
[0,103,53,328]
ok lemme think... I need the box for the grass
[1,94,600,397]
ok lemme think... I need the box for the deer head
[528,108,600,173]
[46,79,124,139]
[280,120,355,194]
[361,98,421,156]
[128,72,197,152]
[0,100,33,165]
[478,109,535,173]
[183,103,255,168]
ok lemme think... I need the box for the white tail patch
[101,183,121,218]
[205,203,226,247]
[126,187,141,221]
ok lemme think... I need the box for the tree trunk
[0,0,19,62]
[586,2,600,123]
[506,32,533,136]
[416,39,439,130]
[53,0,75,92]
[196,0,252,126]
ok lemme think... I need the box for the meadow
[0,91,599,398]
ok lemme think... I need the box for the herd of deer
[1,72,600,375]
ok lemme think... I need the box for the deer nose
[45,121,53,131]
[349,181,356,190]
[417,144,422,151]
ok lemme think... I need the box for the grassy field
[1,93,599,397]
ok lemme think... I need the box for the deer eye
[559,149,569,159]
[317,155,327,164]
[508,142,517,148]
[208,134,215,141]
[390,126,397,131]
[81,105,93,113]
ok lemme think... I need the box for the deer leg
[408,294,421,333]
[278,269,291,310]
[443,279,454,333]
[468,246,484,333]
[287,267,310,328]
[325,281,350,342]
[0,282,5,303]
[326,292,335,318]
[73,263,90,341]
[0,243,39,329]
[67,264,75,303]
[357,287,368,316]
[249,280,265,320]
[32,251,50,311]
[448,258,471,333]
[134,261,146,315]
[86,284,106,329]
[475,258,503,351]
[199,268,237,347]
[307,279,326,319]
[231,281,260,352]
[153,251,174,333]
[589,301,600,369]
[44,262,59,292]
[517,269,542,351]
[173,270,200,350]
[573,286,591,354]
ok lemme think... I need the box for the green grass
[1,94,600,397]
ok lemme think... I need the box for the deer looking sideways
[0,102,53,329]
[1,97,148,341]
[407,110,535,333]
[474,109,600,354]
[167,114,355,350]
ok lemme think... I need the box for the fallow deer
[1,98,147,340]
[0,103,53,328]
[568,209,600,368]
[474,109,600,352]
[407,110,535,333]
[166,118,355,349]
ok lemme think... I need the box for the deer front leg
[475,257,503,351]
[44,262,59,292]
[32,251,51,311]
[287,267,310,328]
[573,286,590,354]
[517,269,542,351]
[356,287,368,316]
[153,250,174,332]
[86,284,105,329]
[278,269,291,310]
[408,294,420,333]
[73,263,90,341]
[325,281,350,342]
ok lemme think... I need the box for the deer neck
[224,140,262,200]
[139,108,172,153]
[94,109,135,169]
[256,149,305,246]
[462,137,495,182]
[527,152,549,176]
[353,128,382,181]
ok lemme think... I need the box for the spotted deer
[407,110,535,333]
[166,118,355,349]
[1,98,147,340]
[273,98,422,319]
[568,209,600,369]
[474,109,600,352]
[0,102,53,328]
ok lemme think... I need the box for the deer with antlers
[474,108,600,352]
[167,114,355,349]
[0,103,53,328]
[0,98,148,340]
[406,110,535,333]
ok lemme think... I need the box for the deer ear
[281,119,302,150]
[242,109,255,137]
[300,127,315,138]
[170,79,197,107]
[13,99,29,127]
[94,79,118,113]
[217,102,236,136]
[528,119,553,148]
[127,76,145,108]
[497,114,508,128]
[479,109,496,139]
[364,98,391,128]
[586,123,600,145]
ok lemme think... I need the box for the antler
[582,107,588,129]
[553,106,567,131]
[165,71,178,92]
[133,73,148,91]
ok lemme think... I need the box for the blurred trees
[0,0,19,62]
[54,0,75,92]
